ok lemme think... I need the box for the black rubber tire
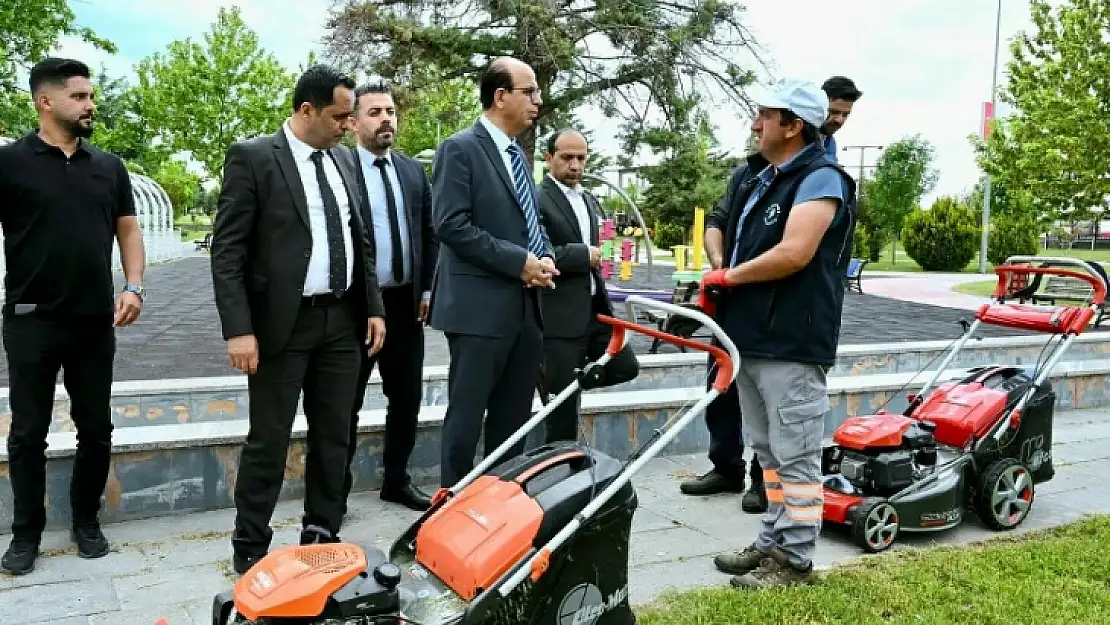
[850,497,900,554]
[974,457,1035,531]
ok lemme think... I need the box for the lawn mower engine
[826,418,940,497]
[210,441,638,625]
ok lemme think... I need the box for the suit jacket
[349,146,438,314]
[537,176,613,339]
[427,119,554,337]
[210,127,385,357]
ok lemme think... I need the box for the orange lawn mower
[189,295,739,625]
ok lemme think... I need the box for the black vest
[717,142,857,367]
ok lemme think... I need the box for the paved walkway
[0,258,1049,385]
[2,406,1107,624]
[861,271,999,311]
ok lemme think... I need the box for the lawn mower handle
[996,255,1108,305]
[438,295,740,502]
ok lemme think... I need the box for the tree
[637,95,737,249]
[901,196,980,272]
[386,63,482,157]
[973,0,1110,222]
[866,135,938,260]
[321,0,763,162]
[131,7,295,180]
[0,0,116,135]
[88,66,169,171]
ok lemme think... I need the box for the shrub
[653,222,686,250]
[901,196,981,272]
[987,213,1040,265]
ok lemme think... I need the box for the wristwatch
[123,284,145,300]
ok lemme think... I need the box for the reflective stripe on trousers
[736,358,829,569]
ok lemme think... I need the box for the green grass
[636,515,1110,625]
[953,279,1000,298]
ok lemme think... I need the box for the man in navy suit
[427,57,557,487]
[343,79,438,512]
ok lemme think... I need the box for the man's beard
[821,121,840,136]
[63,116,94,139]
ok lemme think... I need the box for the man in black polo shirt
[701,78,856,589]
[0,58,146,575]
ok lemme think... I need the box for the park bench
[644,281,709,354]
[195,232,212,251]
[844,257,868,293]
[1030,274,1109,327]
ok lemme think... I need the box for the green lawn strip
[953,279,999,298]
[636,515,1110,625]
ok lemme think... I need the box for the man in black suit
[428,57,558,487]
[342,79,436,512]
[210,64,386,575]
[537,128,640,443]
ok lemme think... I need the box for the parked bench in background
[844,257,868,293]
[195,232,213,251]
[644,281,708,354]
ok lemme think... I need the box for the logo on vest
[763,203,782,226]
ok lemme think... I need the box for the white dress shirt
[356,146,411,287]
[549,175,597,295]
[283,121,355,296]
[478,114,515,183]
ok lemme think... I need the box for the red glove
[700,269,730,288]
[697,269,731,316]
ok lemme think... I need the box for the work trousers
[4,311,116,539]
[735,357,828,569]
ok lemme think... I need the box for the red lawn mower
[821,256,1107,553]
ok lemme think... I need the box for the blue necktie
[507,143,546,258]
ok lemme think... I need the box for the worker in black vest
[701,78,856,590]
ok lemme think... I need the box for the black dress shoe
[742,483,768,514]
[72,524,110,559]
[300,524,340,545]
[233,552,264,575]
[679,469,746,496]
[381,483,432,512]
[1,536,40,575]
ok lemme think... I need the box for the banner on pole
[981,101,995,139]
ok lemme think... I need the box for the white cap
[753,78,829,128]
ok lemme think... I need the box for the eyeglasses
[506,86,542,101]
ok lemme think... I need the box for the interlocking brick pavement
[0,257,1075,385]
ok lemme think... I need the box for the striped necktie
[507,143,546,258]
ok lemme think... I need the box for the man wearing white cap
[699,78,857,588]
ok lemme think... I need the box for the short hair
[546,128,588,155]
[292,64,356,112]
[29,57,91,94]
[822,76,862,102]
[479,59,515,110]
[778,109,821,144]
[353,79,393,112]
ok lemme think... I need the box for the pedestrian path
[3,407,1107,624]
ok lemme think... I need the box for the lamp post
[980,0,1003,273]
[841,144,883,198]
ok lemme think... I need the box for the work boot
[730,547,814,589]
[741,483,768,514]
[713,544,766,576]
[679,469,745,495]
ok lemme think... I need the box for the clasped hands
[521,253,560,288]
[697,257,736,316]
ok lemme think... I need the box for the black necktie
[374,157,405,283]
[310,150,347,294]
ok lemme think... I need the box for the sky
[56,0,1051,205]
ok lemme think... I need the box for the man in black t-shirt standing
[0,58,146,575]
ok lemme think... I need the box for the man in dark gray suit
[211,64,386,575]
[427,57,557,487]
[537,128,639,443]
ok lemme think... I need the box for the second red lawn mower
[198,295,739,625]
[820,255,1107,553]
